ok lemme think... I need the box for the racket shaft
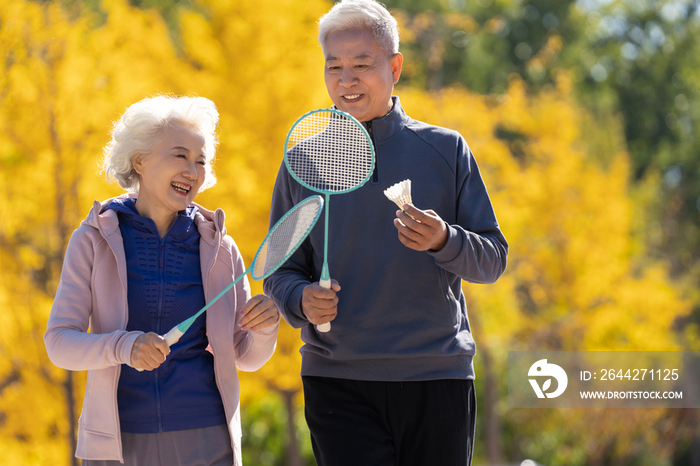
[139,269,250,372]
[318,198,332,333]
[316,194,332,332]
[181,270,249,330]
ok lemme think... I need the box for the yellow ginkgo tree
[0,0,330,464]
[0,0,203,463]
[0,0,693,464]
[398,74,690,464]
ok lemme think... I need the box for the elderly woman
[45,95,279,466]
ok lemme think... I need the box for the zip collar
[83,193,226,247]
[331,96,410,145]
[104,197,199,240]
[361,96,410,144]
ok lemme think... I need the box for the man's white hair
[102,95,219,193]
[318,0,400,56]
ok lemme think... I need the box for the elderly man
[264,1,508,465]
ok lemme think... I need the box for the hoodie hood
[82,193,226,246]
[104,197,199,241]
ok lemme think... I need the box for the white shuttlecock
[383,179,412,209]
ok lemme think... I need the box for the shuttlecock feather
[383,179,412,209]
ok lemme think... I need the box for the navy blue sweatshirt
[107,198,226,433]
[264,97,508,382]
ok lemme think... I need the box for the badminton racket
[136,195,324,372]
[284,109,374,332]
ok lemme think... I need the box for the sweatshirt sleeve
[426,137,508,284]
[263,162,314,329]
[44,227,142,371]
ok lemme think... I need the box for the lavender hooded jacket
[45,194,278,464]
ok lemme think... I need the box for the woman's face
[134,122,207,220]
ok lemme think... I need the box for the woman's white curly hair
[102,95,219,193]
[318,0,400,56]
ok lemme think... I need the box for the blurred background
[1,0,699,464]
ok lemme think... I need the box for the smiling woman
[131,123,208,236]
[103,96,219,195]
[44,95,281,466]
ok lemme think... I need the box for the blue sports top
[107,198,226,433]
[264,96,509,382]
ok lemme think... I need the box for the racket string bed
[254,199,324,279]
[286,111,373,193]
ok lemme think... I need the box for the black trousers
[302,376,476,466]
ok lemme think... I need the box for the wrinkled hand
[301,280,341,326]
[240,295,279,331]
[394,204,448,251]
[130,332,170,371]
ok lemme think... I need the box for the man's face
[323,28,403,122]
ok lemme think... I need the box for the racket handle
[134,328,181,372]
[164,326,184,346]
[318,271,332,332]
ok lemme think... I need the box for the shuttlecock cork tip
[383,179,412,209]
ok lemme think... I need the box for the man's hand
[394,204,448,251]
[130,332,170,371]
[302,280,341,326]
[240,295,279,331]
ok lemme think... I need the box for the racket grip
[134,328,181,372]
[163,327,184,346]
[317,274,332,332]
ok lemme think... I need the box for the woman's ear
[132,155,144,175]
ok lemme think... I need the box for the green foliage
[240,393,316,466]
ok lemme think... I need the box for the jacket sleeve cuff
[427,224,462,264]
[284,282,310,328]
[116,331,143,367]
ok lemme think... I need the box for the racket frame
[283,108,375,195]
[283,108,375,332]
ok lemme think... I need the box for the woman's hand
[130,332,170,371]
[240,295,279,331]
